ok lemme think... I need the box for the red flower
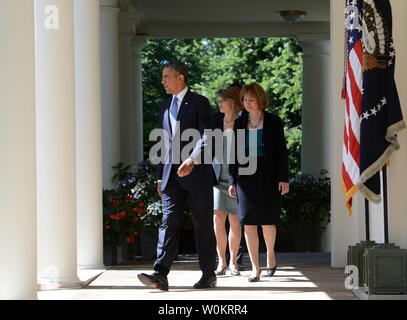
[133,217,139,223]
[109,214,117,220]
[138,208,146,216]
[138,202,144,208]
[126,235,135,243]
[134,231,139,236]
[105,225,111,229]
[117,211,126,220]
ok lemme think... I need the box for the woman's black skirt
[236,156,281,226]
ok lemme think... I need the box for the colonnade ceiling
[117,0,330,38]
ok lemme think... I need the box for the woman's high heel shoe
[229,265,241,276]
[248,270,261,282]
[266,266,277,277]
[215,266,228,276]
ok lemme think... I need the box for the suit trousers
[154,164,216,277]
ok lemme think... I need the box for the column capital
[100,0,118,8]
[119,18,137,35]
[132,35,148,54]
[297,34,330,56]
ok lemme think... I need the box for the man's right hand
[157,181,162,198]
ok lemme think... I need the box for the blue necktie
[170,96,178,135]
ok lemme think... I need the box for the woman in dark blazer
[228,82,289,282]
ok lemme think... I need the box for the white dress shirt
[158,87,189,183]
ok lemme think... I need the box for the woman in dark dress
[228,82,289,282]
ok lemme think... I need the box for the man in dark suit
[138,61,217,290]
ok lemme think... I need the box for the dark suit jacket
[156,89,214,191]
[228,111,289,186]
[211,112,224,183]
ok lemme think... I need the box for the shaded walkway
[37,253,358,300]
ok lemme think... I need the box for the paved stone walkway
[37,253,358,300]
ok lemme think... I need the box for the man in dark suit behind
[138,61,217,290]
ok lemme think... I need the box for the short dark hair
[228,82,242,90]
[164,61,188,83]
[227,82,242,97]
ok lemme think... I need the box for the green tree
[141,38,303,178]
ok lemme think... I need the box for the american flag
[342,0,363,215]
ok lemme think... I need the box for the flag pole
[382,165,389,244]
[365,198,370,241]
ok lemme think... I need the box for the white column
[298,35,331,177]
[100,0,121,188]
[75,0,104,269]
[35,0,81,288]
[0,0,38,300]
[132,36,148,165]
[119,19,137,167]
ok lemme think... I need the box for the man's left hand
[177,158,195,177]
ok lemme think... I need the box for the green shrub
[282,170,331,227]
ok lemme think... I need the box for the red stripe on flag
[347,59,362,116]
[353,40,363,65]
[342,163,354,190]
[348,123,360,166]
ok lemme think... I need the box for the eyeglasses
[218,99,227,105]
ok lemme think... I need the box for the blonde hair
[240,82,268,111]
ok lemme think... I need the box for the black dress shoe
[248,271,261,282]
[193,275,217,289]
[266,266,277,277]
[137,271,168,291]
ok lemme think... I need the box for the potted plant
[102,165,146,265]
[125,160,162,260]
[281,170,331,252]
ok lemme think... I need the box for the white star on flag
[363,111,370,120]
[371,107,378,116]
[348,37,354,44]
[381,97,387,105]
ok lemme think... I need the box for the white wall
[385,0,407,247]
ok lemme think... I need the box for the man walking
[138,61,217,290]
